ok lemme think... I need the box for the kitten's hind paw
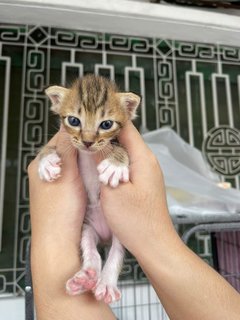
[38,152,62,182]
[66,268,98,296]
[97,159,129,188]
[94,282,121,304]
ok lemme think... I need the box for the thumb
[118,121,152,163]
[118,121,154,184]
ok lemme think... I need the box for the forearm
[134,213,240,320]
[31,235,116,320]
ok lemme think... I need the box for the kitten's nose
[83,141,94,148]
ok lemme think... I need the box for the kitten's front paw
[97,159,129,188]
[38,152,62,182]
[94,282,121,304]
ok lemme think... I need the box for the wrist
[133,213,183,275]
[31,235,81,296]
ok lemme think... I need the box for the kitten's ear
[117,92,141,119]
[45,86,69,114]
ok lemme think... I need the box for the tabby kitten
[38,74,140,304]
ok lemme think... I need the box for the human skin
[100,121,240,320]
[28,122,240,320]
[28,128,116,320]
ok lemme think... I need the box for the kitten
[38,74,140,304]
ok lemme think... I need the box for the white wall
[0,0,240,45]
[0,297,25,320]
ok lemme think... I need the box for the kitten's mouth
[79,144,101,154]
[75,145,95,153]
[72,139,108,153]
[81,147,96,153]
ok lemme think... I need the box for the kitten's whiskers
[99,143,113,159]
[58,141,77,161]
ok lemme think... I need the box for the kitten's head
[45,74,140,153]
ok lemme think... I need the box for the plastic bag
[143,128,240,219]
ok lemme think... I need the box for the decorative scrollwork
[178,42,197,57]
[158,61,173,99]
[108,35,150,53]
[28,26,48,46]
[196,44,215,59]
[202,126,240,176]
[0,26,20,41]
[26,50,45,92]
[221,46,240,62]
[0,275,6,293]
[155,39,173,57]
[159,106,175,127]
[55,30,99,49]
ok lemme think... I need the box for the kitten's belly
[78,151,112,241]
[86,205,112,242]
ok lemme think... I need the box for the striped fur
[45,74,140,165]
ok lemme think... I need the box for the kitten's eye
[100,120,113,130]
[67,116,81,127]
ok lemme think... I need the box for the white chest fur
[78,152,100,205]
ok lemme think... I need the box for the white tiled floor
[0,297,24,320]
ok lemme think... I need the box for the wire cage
[109,251,169,320]
[112,282,169,320]
[213,230,240,291]
[182,222,240,292]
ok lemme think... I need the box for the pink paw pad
[94,283,121,304]
[66,269,98,296]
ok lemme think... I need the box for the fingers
[118,121,152,163]
[118,121,162,186]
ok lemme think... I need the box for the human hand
[28,127,88,314]
[29,126,86,250]
[99,121,174,256]
[100,123,240,320]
